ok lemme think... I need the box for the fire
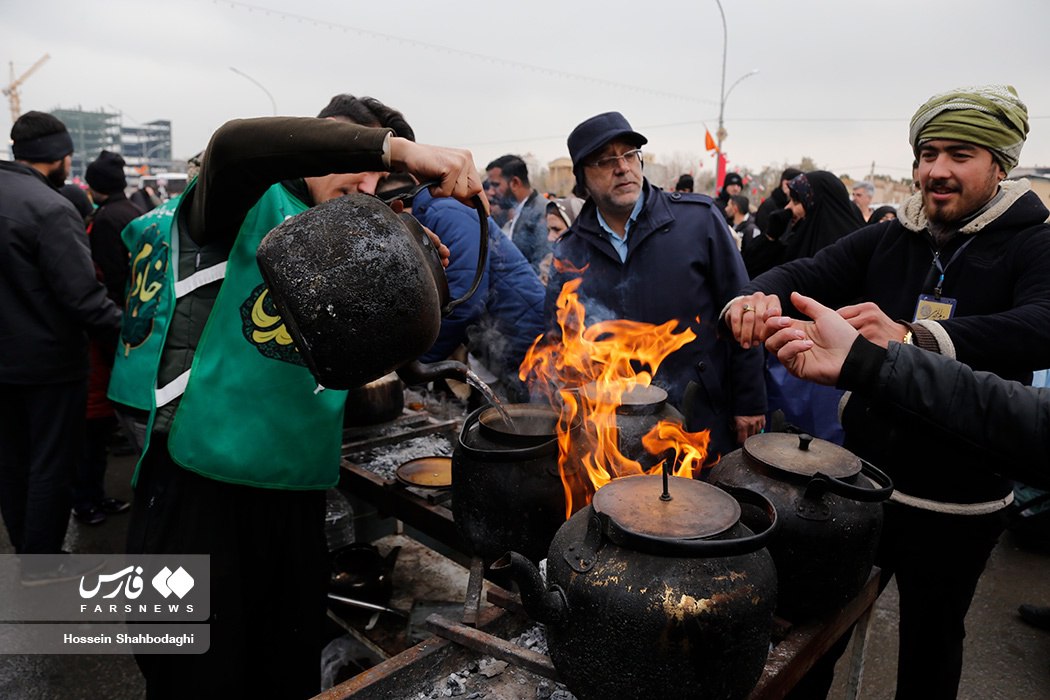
[521,278,712,518]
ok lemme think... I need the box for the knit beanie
[85,150,128,194]
[909,85,1029,172]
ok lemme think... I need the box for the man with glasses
[543,112,766,460]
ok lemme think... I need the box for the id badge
[913,294,956,321]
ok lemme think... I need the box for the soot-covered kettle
[256,189,488,389]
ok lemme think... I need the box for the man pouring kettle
[113,96,482,699]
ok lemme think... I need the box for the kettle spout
[491,552,568,624]
[396,359,469,386]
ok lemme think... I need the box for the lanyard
[926,237,976,299]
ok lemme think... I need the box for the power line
[208,0,718,106]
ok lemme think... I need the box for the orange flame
[521,279,713,518]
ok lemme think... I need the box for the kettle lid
[592,474,740,541]
[580,383,668,416]
[743,432,861,479]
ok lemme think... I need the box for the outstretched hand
[388,138,486,213]
[836,301,909,348]
[763,292,859,386]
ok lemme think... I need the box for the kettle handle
[442,194,489,315]
[804,459,895,503]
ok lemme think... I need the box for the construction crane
[3,53,50,124]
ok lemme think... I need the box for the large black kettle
[256,191,488,389]
[709,432,893,622]
[493,475,779,700]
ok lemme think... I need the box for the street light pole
[229,67,278,116]
[713,0,758,189]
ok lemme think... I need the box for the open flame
[522,277,712,518]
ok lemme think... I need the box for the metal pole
[229,67,278,116]
[715,0,728,157]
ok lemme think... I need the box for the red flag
[704,129,718,153]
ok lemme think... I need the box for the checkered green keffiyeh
[909,85,1029,171]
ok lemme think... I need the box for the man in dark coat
[725,84,1050,699]
[486,154,550,274]
[545,112,766,460]
[0,112,122,576]
[84,150,143,302]
[72,150,144,524]
[714,170,744,223]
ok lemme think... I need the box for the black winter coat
[89,192,143,303]
[0,161,121,384]
[841,336,1050,491]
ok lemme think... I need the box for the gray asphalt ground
[2,449,1049,699]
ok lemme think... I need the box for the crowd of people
[1,82,1048,699]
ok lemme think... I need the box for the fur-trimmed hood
[898,178,1036,234]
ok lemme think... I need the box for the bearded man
[0,111,122,572]
[724,85,1050,698]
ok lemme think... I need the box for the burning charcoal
[446,673,467,696]
[477,659,507,678]
[535,680,552,698]
[510,623,549,656]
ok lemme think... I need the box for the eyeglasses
[586,149,643,171]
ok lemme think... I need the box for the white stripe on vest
[154,263,227,406]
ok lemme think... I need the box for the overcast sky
[4,0,1048,183]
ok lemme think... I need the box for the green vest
[107,196,182,411]
[169,184,348,489]
[121,184,348,489]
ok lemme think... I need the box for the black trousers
[127,438,329,700]
[74,415,117,511]
[0,380,86,553]
[787,500,1006,700]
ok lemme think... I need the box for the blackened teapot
[256,191,488,389]
[494,475,778,700]
[709,432,893,621]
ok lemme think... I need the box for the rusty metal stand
[461,557,485,627]
[425,613,560,681]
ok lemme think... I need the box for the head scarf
[784,171,865,260]
[547,197,584,229]
[909,85,1029,172]
[868,205,897,224]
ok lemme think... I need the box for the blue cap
[567,112,648,172]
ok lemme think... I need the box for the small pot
[343,373,404,426]
[329,543,402,605]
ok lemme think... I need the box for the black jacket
[546,181,766,458]
[841,337,1050,491]
[746,181,1050,503]
[89,191,143,302]
[0,161,122,384]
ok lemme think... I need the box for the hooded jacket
[744,179,1050,503]
[412,188,545,398]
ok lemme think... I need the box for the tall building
[50,107,120,179]
[42,107,173,180]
